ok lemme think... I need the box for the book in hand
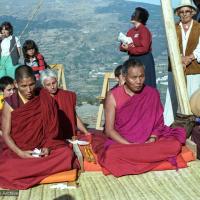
[118,32,133,45]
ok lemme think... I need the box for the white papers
[118,32,133,45]
[77,140,90,145]
[67,139,89,146]
[32,148,42,157]
[50,183,76,189]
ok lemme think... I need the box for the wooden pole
[160,0,192,114]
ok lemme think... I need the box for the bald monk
[92,59,186,177]
[0,65,78,189]
[40,69,89,139]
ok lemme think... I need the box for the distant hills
[0,0,169,104]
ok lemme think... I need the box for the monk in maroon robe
[0,65,78,189]
[40,69,89,139]
[92,59,186,177]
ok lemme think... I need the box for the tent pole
[160,0,192,114]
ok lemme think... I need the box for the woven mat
[2,161,200,200]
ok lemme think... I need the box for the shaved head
[15,65,36,83]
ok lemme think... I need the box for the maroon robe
[0,89,78,189]
[92,86,186,177]
[54,89,77,139]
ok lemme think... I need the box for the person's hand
[145,136,157,143]
[128,43,135,48]
[17,150,34,158]
[181,56,187,65]
[185,56,192,66]
[72,136,78,140]
[121,44,129,51]
[41,147,50,157]
[182,63,186,72]
[85,131,92,135]
[182,56,192,67]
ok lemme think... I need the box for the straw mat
[1,160,200,200]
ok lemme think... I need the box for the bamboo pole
[160,0,192,114]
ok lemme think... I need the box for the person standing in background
[120,7,156,88]
[0,22,21,78]
[164,0,200,126]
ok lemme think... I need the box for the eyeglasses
[179,10,192,16]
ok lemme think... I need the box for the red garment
[92,86,186,177]
[120,24,152,55]
[31,53,46,72]
[92,134,183,177]
[25,53,47,80]
[111,85,131,109]
[54,89,77,139]
[0,89,78,189]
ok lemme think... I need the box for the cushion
[152,154,187,171]
[181,146,195,162]
[81,145,194,173]
[79,145,102,171]
[40,169,77,184]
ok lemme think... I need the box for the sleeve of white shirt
[15,36,21,48]
[193,37,200,63]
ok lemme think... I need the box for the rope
[0,0,44,70]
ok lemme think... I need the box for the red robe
[54,89,77,139]
[0,89,78,189]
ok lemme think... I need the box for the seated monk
[40,69,89,139]
[0,65,79,189]
[92,59,186,177]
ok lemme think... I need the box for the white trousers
[164,72,200,126]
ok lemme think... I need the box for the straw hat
[174,0,197,15]
[190,88,200,117]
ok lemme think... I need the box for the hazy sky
[129,0,180,8]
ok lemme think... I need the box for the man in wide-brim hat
[164,0,200,126]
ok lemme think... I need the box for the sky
[129,0,180,8]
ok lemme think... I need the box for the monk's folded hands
[145,135,157,143]
[18,150,34,158]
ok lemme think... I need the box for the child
[0,76,15,101]
[22,40,47,81]
[0,21,21,78]
[111,65,125,90]
[0,76,15,135]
